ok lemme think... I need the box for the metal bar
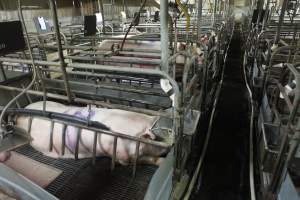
[49,121,55,152]
[0,63,7,81]
[160,0,169,73]
[43,43,161,53]
[98,0,106,34]
[75,128,82,160]
[182,56,197,101]
[212,0,218,26]
[0,0,38,136]
[111,136,118,170]
[42,68,159,87]
[65,55,161,65]
[262,0,271,29]
[277,83,293,112]
[92,132,98,164]
[186,74,199,94]
[10,92,21,109]
[49,0,72,102]
[197,0,203,41]
[274,0,289,45]
[27,116,33,134]
[45,86,165,109]
[43,77,165,97]
[80,0,84,17]
[21,84,33,104]
[269,64,300,195]
[256,0,264,26]
[61,124,67,155]
[0,84,171,117]
[0,58,60,67]
[132,141,140,177]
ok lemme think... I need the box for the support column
[160,0,169,73]
[197,0,203,42]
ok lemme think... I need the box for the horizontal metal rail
[0,84,171,118]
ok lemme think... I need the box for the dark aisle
[193,28,250,200]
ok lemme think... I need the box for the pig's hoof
[0,152,11,162]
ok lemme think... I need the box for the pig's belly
[16,105,157,161]
[16,116,141,160]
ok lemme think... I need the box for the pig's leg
[0,151,11,162]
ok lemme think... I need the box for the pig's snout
[0,151,11,162]
[142,144,169,158]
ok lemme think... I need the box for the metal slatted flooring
[15,145,157,200]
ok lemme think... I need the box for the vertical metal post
[197,0,203,42]
[269,78,300,196]
[262,0,271,29]
[49,0,72,102]
[132,141,140,177]
[92,132,98,164]
[80,0,84,17]
[49,121,54,152]
[27,117,33,134]
[256,0,264,26]
[111,136,118,171]
[212,0,218,26]
[74,128,82,160]
[61,124,67,155]
[274,0,289,45]
[112,0,115,21]
[98,0,106,34]
[160,0,169,73]
[0,63,7,81]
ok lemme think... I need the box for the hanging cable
[120,0,147,51]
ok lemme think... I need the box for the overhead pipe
[49,0,72,102]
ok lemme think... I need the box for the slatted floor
[15,145,157,200]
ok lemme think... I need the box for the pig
[97,39,162,68]
[97,38,198,68]
[98,39,161,52]
[13,101,167,165]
